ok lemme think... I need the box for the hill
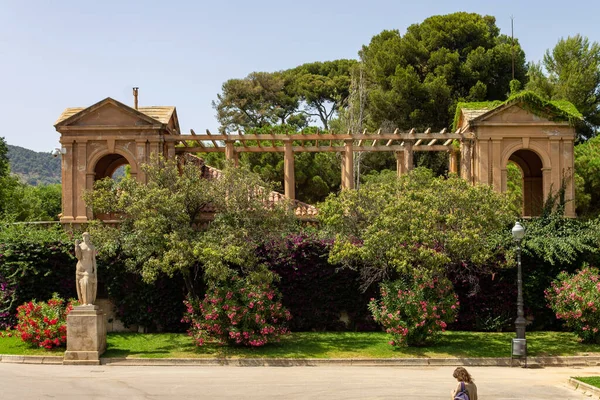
[7,145,61,185]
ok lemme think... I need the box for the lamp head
[512,221,525,241]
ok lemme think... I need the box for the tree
[0,137,8,179]
[84,156,298,297]
[575,134,600,216]
[288,60,357,130]
[359,12,527,131]
[319,168,517,289]
[213,72,302,132]
[526,35,600,137]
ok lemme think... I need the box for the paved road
[0,363,598,399]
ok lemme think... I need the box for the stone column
[395,151,406,176]
[225,141,238,166]
[60,142,74,223]
[403,141,414,173]
[461,140,473,184]
[449,150,458,174]
[342,140,354,189]
[64,305,107,365]
[284,140,295,200]
[74,141,88,223]
[136,140,147,183]
[492,139,502,191]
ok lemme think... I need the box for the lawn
[3,331,600,359]
[574,376,600,388]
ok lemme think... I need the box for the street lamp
[511,221,526,358]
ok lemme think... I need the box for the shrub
[0,224,76,329]
[0,274,15,329]
[369,273,459,346]
[259,233,376,331]
[15,294,76,349]
[545,266,600,343]
[99,254,188,332]
[183,276,291,347]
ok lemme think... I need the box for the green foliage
[213,71,301,132]
[0,137,8,179]
[98,253,187,332]
[575,135,600,217]
[369,274,459,346]
[0,224,76,328]
[453,90,581,131]
[85,156,298,296]
[506,162,523,214]
[546,267,600,343]
[526,35,600,137]
[287,59,357,130]
[6,145,61,186]
[319,168,517,288]
[360,12,527,131]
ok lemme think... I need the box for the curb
[98,356,600,367]
[0,355,64,365]
[568,378,600,399]
[3,353,600,367]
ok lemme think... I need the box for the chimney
[133,87,139,110]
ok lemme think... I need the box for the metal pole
[515,241,526,339]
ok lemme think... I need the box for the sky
[1,0,599,152]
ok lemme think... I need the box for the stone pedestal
[64,305,106,365]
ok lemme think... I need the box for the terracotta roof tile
[55,106,175,125]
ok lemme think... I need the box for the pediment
[482,104,551,124]
[55,97,162,128]
[71,102,154,127]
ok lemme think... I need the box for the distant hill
[7,145,61,186]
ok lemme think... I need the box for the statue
[75,232,97,305]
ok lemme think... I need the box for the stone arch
[87,148,138,178]
[504,147,545,217]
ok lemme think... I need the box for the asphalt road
[0,363,598,399]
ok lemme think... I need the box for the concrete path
[1,363,598,399]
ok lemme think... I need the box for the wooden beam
[414,139,423,146]
[169,132,463,142]
[175,144,454,154]
[427,139,437,146]
[190,129,204,148]
[205,129,219,148]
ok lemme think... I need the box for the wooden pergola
[167,128,474,200]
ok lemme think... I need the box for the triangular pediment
[478,103,551,124]
[55,97,163,128]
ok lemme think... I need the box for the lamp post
[511,221,526,358]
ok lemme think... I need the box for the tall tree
[288,59,356,130]
[359,12,527,131]
[213,72,302,132]
[526,35,600,138]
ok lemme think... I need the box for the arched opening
[94,153,131,181]
[508,149,544,217]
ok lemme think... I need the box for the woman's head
[453,367,473,383]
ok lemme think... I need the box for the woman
[450,367,478,400]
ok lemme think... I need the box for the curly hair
[453,367,474,383]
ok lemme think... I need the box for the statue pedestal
[64,305,106,365]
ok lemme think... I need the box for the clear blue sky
[1,0,599,152]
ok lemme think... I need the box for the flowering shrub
[0,274,16,330]
[15,294,76,349]
[183,276,291,347]
[545,267,600,343]
[369,274,459,346]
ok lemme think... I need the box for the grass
[574,376,600,388]
[0,334,65,356]
[3,331,600,359]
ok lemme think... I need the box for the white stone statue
[75,232,97,305]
